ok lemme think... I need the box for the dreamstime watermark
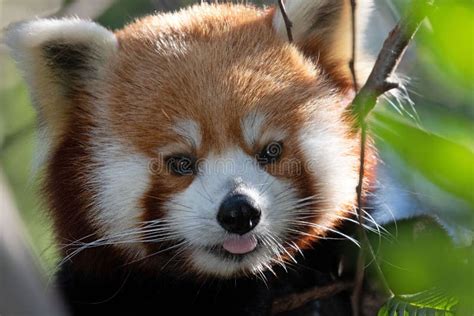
[148,150,320,177]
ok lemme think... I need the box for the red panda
[5,1,374,315]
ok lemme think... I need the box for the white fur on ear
[5,18,116,51]
[5,17,117,83]
[273,0,330,41]
[272,0,374,90]
[4,18,117,170]
[273,0,373,43]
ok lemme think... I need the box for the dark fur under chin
[55,238,353,316]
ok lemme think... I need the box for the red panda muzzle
[217,192,262,236]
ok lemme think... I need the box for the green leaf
[378,288,459,316]
[419,1,474,90]
[371,111,474,208]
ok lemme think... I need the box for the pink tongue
[222,235,257,254]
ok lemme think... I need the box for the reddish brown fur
[36,3,375,275]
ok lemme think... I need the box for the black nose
[217,194,261,235]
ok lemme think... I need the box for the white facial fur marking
[242,112,266,147]
[297,118,359,219]
[88,138,150,255]
[241,111,287,148]
[173,119,202,149]
[165,148,295,277]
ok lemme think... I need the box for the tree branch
[349,0,435,123]
[277,0,293,43]
[271,281,353,315]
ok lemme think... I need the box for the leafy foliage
[367,2,474,314]
[371,110,474,209]
[417,1,474,91]
[378,288,458,316]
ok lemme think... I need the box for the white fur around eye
[173,119,202,149]
[241,111,287,148]
[242,111,266,147]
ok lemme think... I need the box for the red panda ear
[273,0,372,91]
[5,18,117,166]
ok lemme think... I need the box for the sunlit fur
[6,2,374,279]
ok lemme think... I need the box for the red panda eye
[257,141,283,165]
[166,155,197,176]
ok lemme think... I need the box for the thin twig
[348,1,368,314]
[348,2,367,313]
[271,281,353,315]
[277,0,293,42]
[351,129,369,316]
[347,1,435,315]
[349,1,435,122]
[351,124,393,316]
[349,0,358,90]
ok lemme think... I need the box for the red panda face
[6,2,370,278]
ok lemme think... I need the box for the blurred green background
[0,0,473,313]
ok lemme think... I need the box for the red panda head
[6,1,372,278]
